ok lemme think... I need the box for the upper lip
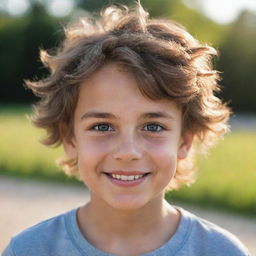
[104,170,150,175]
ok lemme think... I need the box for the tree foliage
[0,2,63,103]
[218,10,256,112]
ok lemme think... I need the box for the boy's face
[63,62,193,210]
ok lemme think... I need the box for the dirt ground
[0,176,255,254]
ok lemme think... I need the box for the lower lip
[105,174,149,187]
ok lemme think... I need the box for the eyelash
[88,123,167,133]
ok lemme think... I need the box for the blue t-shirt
[2,207,250,256]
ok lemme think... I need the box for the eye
[89,123,166,133]
[90,123,114,132]
[143,123,166,133]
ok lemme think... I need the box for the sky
[198,0,256,24]
[0,0,75,17]
[1,0,256,24]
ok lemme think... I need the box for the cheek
[77,136,110,158]
[76,137,111,179]
[149,142,178,190]
[146,139,178,169]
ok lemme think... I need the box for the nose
[112,131,142,162]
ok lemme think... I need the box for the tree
[0,2,63,103]
[218,10,256,112]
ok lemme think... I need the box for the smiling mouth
[104,173,150,181]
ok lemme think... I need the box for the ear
[177,132,194,160]
[60,124,77,159]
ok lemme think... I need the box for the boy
[2,2,250,255]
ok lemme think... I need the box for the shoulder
[3,209,77,256]
[177,207,250,256]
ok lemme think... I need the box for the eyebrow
[81,111,175,121]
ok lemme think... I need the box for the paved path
[1,176,255,254]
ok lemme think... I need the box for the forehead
[75,62,181,119]
[80,62,136,97]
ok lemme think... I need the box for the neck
[77,193,180,254]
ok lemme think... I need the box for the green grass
[1,105,256,215]
[0,104,79,184]
[166,131,256,216]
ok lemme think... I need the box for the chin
[106,195,151,211]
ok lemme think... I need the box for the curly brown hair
[25,2,231,190]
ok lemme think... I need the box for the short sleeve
[1,243,15,256]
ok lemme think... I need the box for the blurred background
[0,0,256,237]
[1,0,256,112]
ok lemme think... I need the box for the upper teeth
[110,174,144,181]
